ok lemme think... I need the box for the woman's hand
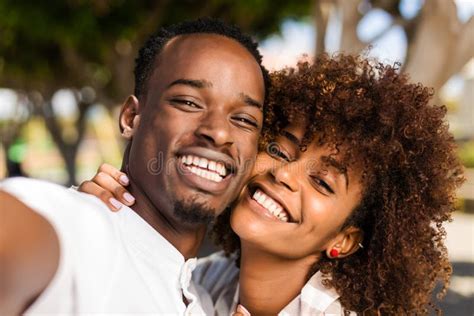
[233,305,251,316]
[78,163,135,211]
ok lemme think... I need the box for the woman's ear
[326,226,363,259]
[119,95,141,140]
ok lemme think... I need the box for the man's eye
[171,99,201,109]
[232,116,258,128]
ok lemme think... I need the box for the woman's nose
[270,161,299,192]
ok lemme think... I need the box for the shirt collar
[231,271,340,314]
[298,271,340,311]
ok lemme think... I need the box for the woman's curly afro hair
[212,53,465,314]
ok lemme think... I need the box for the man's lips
[175,147,237,194]
[176,147,236,175]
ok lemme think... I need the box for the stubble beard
[172,197,216,225]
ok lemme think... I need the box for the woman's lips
[245,186,294,223]
[251,188,290,222]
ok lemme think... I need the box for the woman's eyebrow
[280,130,301,146]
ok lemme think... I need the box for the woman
[80,54,464,314]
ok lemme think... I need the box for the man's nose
[194,110,233,147]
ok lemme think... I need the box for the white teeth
[198,158,208,169]
[181,154,228,182]
[269,204,277,213]
[209,161,217,172]
[263,199,272,210]
[252,189,289,222]
[253,190,261,200]
[213,172,223,183]
[217,162,226,176]
[181,155,225,182]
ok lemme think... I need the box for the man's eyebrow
[281,130,301,146]
[167,79,213,89]
[322,156,349,190]
[239,93,263,110]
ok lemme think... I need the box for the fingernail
[123,192,135,203]
[119,174,129,185]
[109,198,123,210]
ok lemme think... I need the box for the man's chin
[173,198,217,225]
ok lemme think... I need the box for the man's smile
[181,155,227,182]
[176,147,237,194]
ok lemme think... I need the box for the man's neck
[238,244,319,315]
[126,181,207,259]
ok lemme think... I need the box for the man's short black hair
[134,17,270,98]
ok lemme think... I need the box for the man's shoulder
[2,176,98,202]
[0,177,116,233]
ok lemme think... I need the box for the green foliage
[0,0,311,101]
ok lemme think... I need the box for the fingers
[97,163,130,186]
[77,163,136,211]
[93,171,135,207]
[233,305,251,316]
[78,181,123,211]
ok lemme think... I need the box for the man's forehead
[139,33,264,107]
[161,33,251,61]
[149,35,261,88]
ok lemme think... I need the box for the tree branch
[313,0,333,54]
[403,0,467,92]
[338,0,366,54]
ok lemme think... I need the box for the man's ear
[119,95,141,140]
[325,226,363,259]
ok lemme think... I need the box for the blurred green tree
[0,0,312,185]
[1,0,472,185]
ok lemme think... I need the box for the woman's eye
[268,144,291,162]
[312,177,334,194]
[276,150,290,162]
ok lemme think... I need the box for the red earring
[330,248,339,258]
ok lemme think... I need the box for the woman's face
[230,124,363,260]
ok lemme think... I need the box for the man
[0,18,268,314]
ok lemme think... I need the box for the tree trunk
[403,0,474,96]
[313,0,334,55]
[34,91,92,186]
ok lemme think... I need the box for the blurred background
[0,0,472,313]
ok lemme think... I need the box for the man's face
[126,34,265,226]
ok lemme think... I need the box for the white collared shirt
[193,251,355,315]
[1,177,213,315]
